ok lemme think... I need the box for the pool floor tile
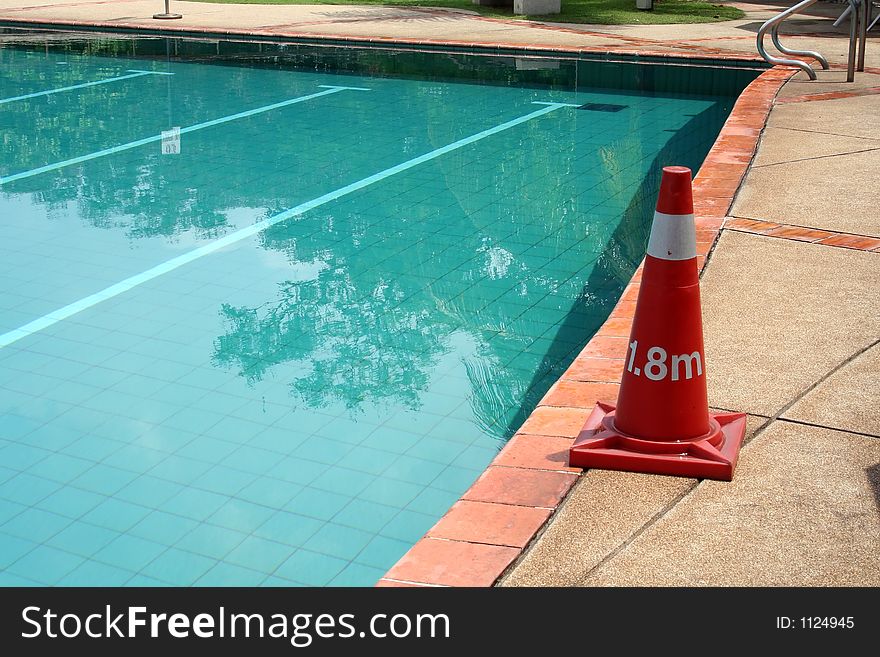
[5,545,84,585]
[58,559,134,586]
[2,507,71,542]
[225,535,294,573]
[93,534,167,572]
[195,561,267,587]
[286,488,351,521]
[162,487,230,521]
[236,477,303,508]
[191,466,256,496]
[275,550,348,587]
[176,524,248,560]
[381,509,438,544]
[303,523,374,561]
[208,499,276,533]
[332,499,398,533]
[0,533,38,569]
[329,562,387,587]
[0,472,60,506]
[0,49,737,588]
[140,548,217,586]
[80,498,152,533]
[252,511,323,545]
[356,535,413,570]
[129,511,200,545]
[47,522,120,558]
[71,464,138,496]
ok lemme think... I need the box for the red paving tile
[764,225,835,242]
[816,234,880,250]
[518,406,592,438]
[492,433,579,472]
[726,218,880,252]
[539,380,619,409]
[463,466,578,508]
[383,537,520,587]
[427,500,552,548]
[597,315,633,337]
[577,335,630,359]
[694,197,735,219]
[725,217,780,233]
[562,357,626,383]
[776,86,880,104]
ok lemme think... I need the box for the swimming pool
[0,29,762,586]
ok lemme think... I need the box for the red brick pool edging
[378,64,798,588]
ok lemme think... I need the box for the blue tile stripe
[0,84,367,185]
[0,101,572,350]
[0,69,172,106]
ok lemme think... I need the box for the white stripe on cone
[646,211,697,261]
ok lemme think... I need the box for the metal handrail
[758,0,869,82]
[756,0,825,80]
[770,23,829,70]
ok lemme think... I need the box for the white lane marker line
[0,102,572,349]
[532,101,581,107]
[0,70,172,106]
[0,85,368,185]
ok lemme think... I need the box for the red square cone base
[569,402,747,481]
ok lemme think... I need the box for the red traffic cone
[569,166,746,481]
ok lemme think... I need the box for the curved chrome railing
[770,20,829,70]
[758,0,869,82]
[756,0,827,80]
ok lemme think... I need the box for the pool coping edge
[0,16,769,67]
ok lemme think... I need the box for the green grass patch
[187,0,744,25]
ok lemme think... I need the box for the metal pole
[847,0,859,82]
[154,0,182,20]
[857,0,868,72]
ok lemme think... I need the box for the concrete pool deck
[1,0,877,587]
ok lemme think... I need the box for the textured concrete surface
[579,422,880,586]
[767,91,880,141]
[501,471,696,586]
[734,72,880,236]
[701,231,880,417]
[776,70,880,99]
[733,147,880,236]
[784,342,880,437]
[750,127,879,168]
[501,415,765,586]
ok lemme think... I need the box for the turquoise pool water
[0,31,760,586]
